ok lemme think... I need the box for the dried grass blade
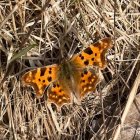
[8,44,36,64]
[113,70,140,140]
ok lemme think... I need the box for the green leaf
[9,44,36,64]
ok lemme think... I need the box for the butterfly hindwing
[22,64,58,97]
[47,80,71,106]
[77,68,99,99]
[72,38,112,69]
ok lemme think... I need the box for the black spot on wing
[84,70,88,75]
[31,69,37,79]
[40,68,46,76]
[79,54,84,60]
[95,53,97,56]
[88,76,92,81]
[47,76,52,82]
[81,56,84,60]
[84,60,89,65]
[59,89,62,92]
[81,73,84,77]
[81,80,85,83]
[84,47,93,55]
[53,84,56,88]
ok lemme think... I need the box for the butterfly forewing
[71,38,112,69]
[22,64,58,97]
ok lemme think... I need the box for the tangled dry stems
[0,0,140,139]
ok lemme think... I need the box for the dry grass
[0,0,140,140]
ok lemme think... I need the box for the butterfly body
[59,60,74,81]
[22,38,112,107]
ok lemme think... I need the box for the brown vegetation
[0,0,140,139]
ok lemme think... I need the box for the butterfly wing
[71,38,112,69]
[22,64,58,97]
[75,68,99,99]
[47,80,71,107]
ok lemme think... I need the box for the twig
[113,70,140,140]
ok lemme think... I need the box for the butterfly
[21,38,112,107]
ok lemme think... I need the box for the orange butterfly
[22,38,112,107]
